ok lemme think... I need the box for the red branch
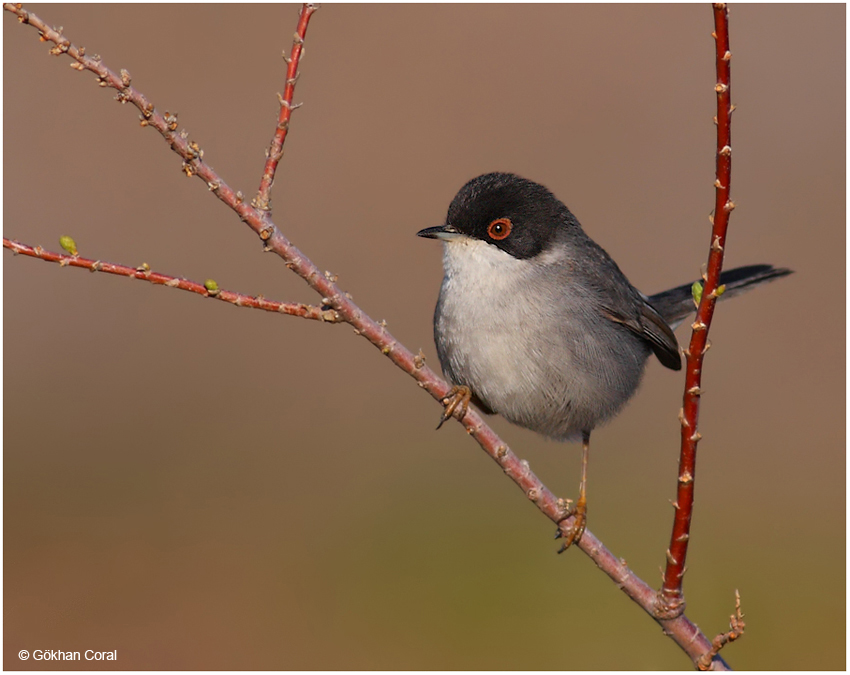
[255,3,317,212]
[659,3,734,616]
[5,3,733,668]
[3,238,341,322]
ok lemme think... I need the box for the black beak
[416,224,462,241]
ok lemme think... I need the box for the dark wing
[600,302,682,371]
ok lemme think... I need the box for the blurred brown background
[4,4,844,670]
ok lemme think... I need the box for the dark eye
[487,218,512,240]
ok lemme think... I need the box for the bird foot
[555,496,587,553]
[436,385,471,429]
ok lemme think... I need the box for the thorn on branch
[711,235,723,252]
[48,40,69,56]
[413,350,426,369]
[163,111,178,131]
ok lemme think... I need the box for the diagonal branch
[4,3,731,668]
[3,238,341,322]
[658,2,735,619]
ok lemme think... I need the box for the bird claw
[556,497,587,553]
[436,385,471,429]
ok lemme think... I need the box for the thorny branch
[657,2,736,624]
[255,3,317,213]
[2,238,341,322]
[5,3,738,668]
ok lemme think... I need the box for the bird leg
[436,385,472,429]
[557,431,590,552]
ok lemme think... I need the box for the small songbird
[417,172,791,549]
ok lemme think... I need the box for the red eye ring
[487,217,512,240]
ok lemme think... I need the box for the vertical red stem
[256,3,317,210]
[661,3,733,605]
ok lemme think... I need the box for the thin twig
[697,591,746,670]
[5,4,730,668]
[255,3,318,212]
[658,2,734,628]
[3,238,341,322]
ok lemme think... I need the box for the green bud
[715,284,726,297]
[691,280,703,306]
[204,279,219,294]
[59,235,78,256]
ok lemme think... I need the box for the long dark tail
[648,264,793,329]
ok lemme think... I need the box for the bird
[417,172,791,549]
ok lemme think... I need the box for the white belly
[434,237,647,441]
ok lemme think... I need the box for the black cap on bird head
[417,173,583,260]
